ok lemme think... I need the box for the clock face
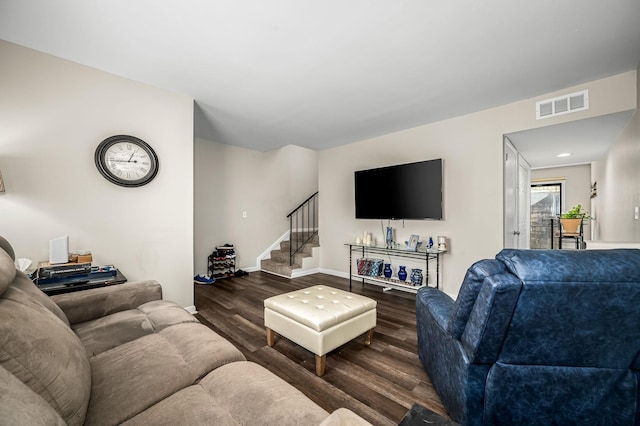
[95,135,159,187]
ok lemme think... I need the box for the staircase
[261,191,319,278]
[260,233,320,278]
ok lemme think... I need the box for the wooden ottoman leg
[315,354,326,377]
[365,328,375,346]
[266,327,275,346]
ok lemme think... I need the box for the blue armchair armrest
[416,287,489,426]
[418,287,454,331]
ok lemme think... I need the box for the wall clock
[95,135,159,187]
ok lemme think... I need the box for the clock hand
[128,148,140,162]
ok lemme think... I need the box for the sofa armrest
[416,287,455,331]
[50,280,163,325]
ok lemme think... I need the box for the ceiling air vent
[536,89,589,120]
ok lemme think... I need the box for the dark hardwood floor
[194,271,448,426]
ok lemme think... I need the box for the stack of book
[356,258,384,276]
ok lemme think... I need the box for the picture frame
[407,234,420,251]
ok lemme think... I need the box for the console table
[345,243,446,293]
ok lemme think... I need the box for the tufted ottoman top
[264,286,376,332]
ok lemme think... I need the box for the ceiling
[1,0,639,154]
[506,110,635,169]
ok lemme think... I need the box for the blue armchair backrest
[496,249,640,368]
[450,249,640,368]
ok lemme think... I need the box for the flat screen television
[354,159,442,220]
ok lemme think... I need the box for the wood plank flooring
[194,271,449,426]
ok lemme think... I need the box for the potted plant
[560,204,589,234]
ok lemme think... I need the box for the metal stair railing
[286,191,319,266]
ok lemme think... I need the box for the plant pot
[560,218,582,234]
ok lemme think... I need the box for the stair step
[280,236,318,254]
[286,233,319,246]
[261,232,319,278]
[261,259,296,277]
[269,249,308,264]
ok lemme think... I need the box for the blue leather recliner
[416,249,640,425]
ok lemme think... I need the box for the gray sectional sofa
[0,236,370,425]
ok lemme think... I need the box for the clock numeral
[140,168,148,174]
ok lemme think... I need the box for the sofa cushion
[123,361,330,426]
[120,385,242,425]
[447,259,506,339]
[0,365,66,426]
[200,361,329,425]
[0,281,91,426]
[73,300,199,356]
[85,323,246,425]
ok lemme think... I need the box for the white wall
[319,71,637,296]
[0,41,195,307]
[194,140,318,274]
[591,68,640,242]
[319,110,504,295]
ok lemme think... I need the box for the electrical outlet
[634,206,639,220]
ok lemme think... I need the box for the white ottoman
[264,285,377,376]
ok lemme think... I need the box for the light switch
[242,211,248,218]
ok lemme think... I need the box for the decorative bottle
[386,226,393,248]
[398,265,407,281]
[383,263,392,279]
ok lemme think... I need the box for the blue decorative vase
[398,266,407,281]
[383,263,392,278]
[410,268,423,286]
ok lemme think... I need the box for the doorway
[503,137,531,249]
[530,183,562,249]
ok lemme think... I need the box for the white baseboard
[291,267,320,278]
[260,269,291,279]
[319,268,349,279]
[184,305,197,315]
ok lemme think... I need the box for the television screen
[354,159,442,220]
